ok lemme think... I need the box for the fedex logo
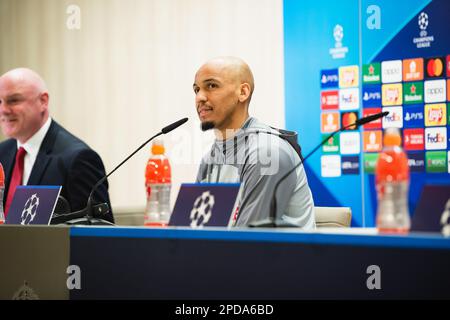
[382,84,403,106]
[320,69,339,88]
[321,90,339,109]
[425,127,447,150]
[382,106,403,128]
[362,85,382,107]
[403,128,424,151]
[339,88,359,111]
[425,104,446,126]
[403,105,424,128]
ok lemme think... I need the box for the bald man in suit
[0,68,113,223]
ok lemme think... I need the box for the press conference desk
[1,225,450,299]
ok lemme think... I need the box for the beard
[200,121,215,131]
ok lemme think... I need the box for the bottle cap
[0,163,4,187]
[383,128,402,147]
[151,138,165,155]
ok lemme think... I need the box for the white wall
[0,0,285,214]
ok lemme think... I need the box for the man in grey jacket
[193,57,315,229]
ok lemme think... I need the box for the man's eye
[207,83,217,89]
[194,87,199,94]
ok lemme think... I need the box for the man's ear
[238,83,251,103]
[39,92,49,111]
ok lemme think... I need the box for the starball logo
[413,12,435,49]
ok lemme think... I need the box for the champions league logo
[190,191,215,228]
[413,11,434,48]
[20,194,40,225]
[329,24,348,59]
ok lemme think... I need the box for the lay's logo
[425,104,447,126]
[382,83,403,106]
[339,65,359,88]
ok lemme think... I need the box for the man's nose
[0,101,12,115]
[195,90,207,104]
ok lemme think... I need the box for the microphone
[248,111,388,228]
[51,117,189,225]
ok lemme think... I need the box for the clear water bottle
[0,163,5,224]
[144,139,172,226]
[375,128,411,234]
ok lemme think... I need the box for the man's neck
[215,113,250,141]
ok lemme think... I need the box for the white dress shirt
[17,117,52,185]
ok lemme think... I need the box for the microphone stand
[249,112,388,228]
[51,118,188,226]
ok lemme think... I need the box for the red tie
[5,147,27,216]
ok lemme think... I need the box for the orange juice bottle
[375,128,410,234]
[144,139,171,226]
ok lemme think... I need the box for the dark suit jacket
[0,120,114,223]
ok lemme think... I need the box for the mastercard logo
[342,112,358,130]
[426,58,444,77]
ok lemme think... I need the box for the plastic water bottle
[144,139,172,226]
[0,163,5,224]
[375,128,411,234]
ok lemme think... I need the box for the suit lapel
[27,121,58,185]
[1,140,18,197]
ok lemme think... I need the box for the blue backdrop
[284,0,449,227]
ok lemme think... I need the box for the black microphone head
[356,111,389,127]
[161,117,189,134]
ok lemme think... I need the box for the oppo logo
[427,87,444,95]
[385,68,400,75]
